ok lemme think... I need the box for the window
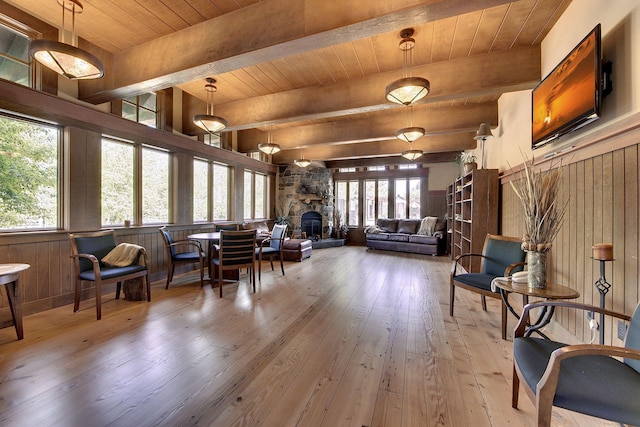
[395,179,407,219]
[0,114,58,230]
[193,158,209,222]
[365,180,376,226]
[213,163,230,220]
[409,178,421,219]
[244,170,252,219]
[0,22,31,87]
[364,179,389,225]
[367,165,385,171]
[141,147,169,224]
[378,180,389,219]
[397,164,418,169]
[244,169,267,220]
[338,167,356,172]
[122,93,157,128]
[204,133,221,148]
[102,139,134,226]
[394,178,421,219]
[101,139,169,225]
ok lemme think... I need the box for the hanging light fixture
[396,106,425,143]
[401,147,424,161]
[29,0,104,80]
[294,151,311,168]
[193,77,228,133]
[385,28,430,106]
[473,123,494,169]
[258,127,281,155]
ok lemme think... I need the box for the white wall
[485,0,640,171]
[427,162,459,190]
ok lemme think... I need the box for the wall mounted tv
[532,24,602,149]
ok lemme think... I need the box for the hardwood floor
[0,247,620,426]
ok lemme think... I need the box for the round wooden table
[0,263,30,340]
[491,278,580,338]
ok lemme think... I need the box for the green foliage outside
[0,116,57,229]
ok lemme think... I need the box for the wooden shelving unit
[448,168,499,272]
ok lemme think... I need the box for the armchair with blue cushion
[512,301,640,426]
[69,230,151,320]
[450,234,526,339]
[255,224,287,281]
[159,226,205,289]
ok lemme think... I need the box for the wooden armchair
[512,301,640,426]
[450,234,526,339]
[69,230,150,320]
[159,226,205,288]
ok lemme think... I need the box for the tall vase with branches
[510,158,567,288]
[276,197,295,229]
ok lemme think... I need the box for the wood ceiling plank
[331,43,365,80]
[212,46,539,130]
[249,63,294,93]
[449,10,483,59]
[270,57,313,89]
[512,0,571,47]
[78,0,515,103]
[350,38,380,75]
[469,4,510,55]
[184,0,226,19]
[370,31,402,74]
[490,0,540,51]
[412,22,434,66]
[312,47,345,84]
[430,16,457,62]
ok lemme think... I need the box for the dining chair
[69,230,151,320]
[255,224,287,280]
[512,300,640,426]
[214,230,257,297]
[450,234,526,339]
[159,226,205,289]
[214,223,239,232]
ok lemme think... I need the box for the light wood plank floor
[0,247,620,426]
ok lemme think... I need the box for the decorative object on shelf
[29,0,104,80]
[385,28,430,106]
[458,151,477,174]
[592,243,613,344]
[258,126,281,155]
[510,158,567,289]
[193,78,228,133]
[473,123,494,169]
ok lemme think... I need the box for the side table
[0,263,30,340]
[492,278,580,338]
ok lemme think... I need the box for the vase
[527,251,547,289]
[464,162,477,174]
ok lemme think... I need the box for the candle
[592,243,613,261]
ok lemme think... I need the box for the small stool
[282,239,312,261]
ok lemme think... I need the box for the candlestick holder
[592,243,613,344]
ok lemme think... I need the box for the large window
[395,178,421,219]
[244,169,267,220]
[364,179,388,225]
[122,93,157,128]
[193,160,231,222]
[193,158,209,222]
[213,163,230,220]
[0,114,58,230]
[101,139,169,225]
[335,180,359,226]
[0,22,31,86]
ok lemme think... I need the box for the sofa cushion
[409,234,439,245]
[387,233,410,242]
[376,218,398,233]
[366,233,389,241]
[397,219,420,234]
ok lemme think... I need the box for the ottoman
[282,239,312,261]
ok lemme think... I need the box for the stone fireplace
[277,165,333,239]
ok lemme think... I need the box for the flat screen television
[532,24,602,149]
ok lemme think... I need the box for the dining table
[0,263,30,340]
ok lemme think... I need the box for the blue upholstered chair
[255,224,287,280]
[69,230,150,320]
[512,301,640,426]
[214,230,257,298]
[159,226,205,289]
[450,234,526,339]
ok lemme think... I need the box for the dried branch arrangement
[510,158,567,252]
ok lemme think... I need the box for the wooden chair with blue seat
[255,223,287,281]
[69,229,151,320]
[512,300,640,426]
[159,226,205,289]
[450,234,526,339]
[214,229,257,298]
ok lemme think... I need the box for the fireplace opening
[301,211,322,240]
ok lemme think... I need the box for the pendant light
[294,151,311,167]
[193,78,228,133]
[258,127,281,155]
[396,106,425,143]
[385,28,430,106]
[29,0,104,80]
[401,148,424,161]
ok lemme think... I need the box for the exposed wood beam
[237,102,498,151]
[272,132,476,163]
[78,0,517,104]
[187,46,538,134]
[325,152,458,169]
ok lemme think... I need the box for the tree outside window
[193,158,208,222]
[102,139,134,226]
[213,163,229,220]
[142,147,169,224]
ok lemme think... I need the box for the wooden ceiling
[7,0,571,166]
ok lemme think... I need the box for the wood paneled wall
[500,113,640,345]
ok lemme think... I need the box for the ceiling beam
[237,102,498,151]
[325,152,459,169]
[272,132,476,163]
[78,0,517,104]
[186,46,539,134]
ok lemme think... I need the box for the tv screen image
[532,24,601,149]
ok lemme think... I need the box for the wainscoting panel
[500,115,640,345]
